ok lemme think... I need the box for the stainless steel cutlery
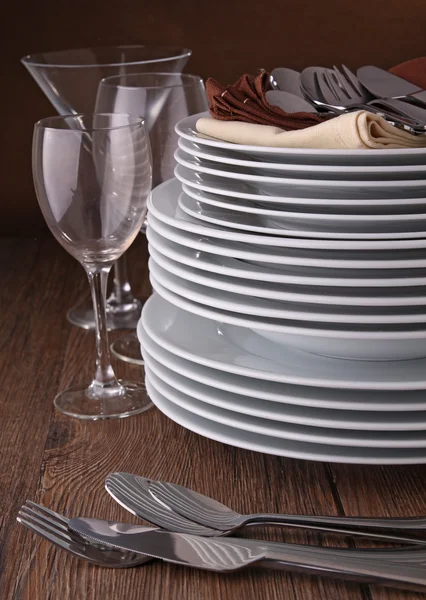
[68,516,426,592]
[16,501,152,568]
[17,474,426,592]
[106,472,426,546]
[300,66,426,133]
[270,63,426,133]
[357,65,426,106]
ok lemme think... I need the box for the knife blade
[69,517,426,592]
[357,65,426,104]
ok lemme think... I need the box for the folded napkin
[206,71,325,131]
[389,57,426,91]
[196,110,426,150]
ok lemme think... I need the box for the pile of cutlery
[17,473,426,593]
[267,65,426,134]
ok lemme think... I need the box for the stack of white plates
[139,112,426,464]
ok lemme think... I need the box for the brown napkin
[206,71,325,131]
[389,57,426,90]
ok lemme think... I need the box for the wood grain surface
[2,235,426,599]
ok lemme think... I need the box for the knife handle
[260,547,426,592]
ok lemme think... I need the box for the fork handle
[259,547,426,593]
[323,101,426,133]
[244,514,426,545]
[347,103,426,132]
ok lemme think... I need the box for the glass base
[111,333,144,365]
[67,296,143,331]
[54,380,152,420]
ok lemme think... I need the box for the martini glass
[95,73,208,363]
[22,46,191,330]
[33,113,152,419]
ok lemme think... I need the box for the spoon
[265,90,318,113]
[147,478,426,545]
[270,67,305,98]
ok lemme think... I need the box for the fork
[331,65,426,125]
[300,66,426,133]
[16,501,152,568]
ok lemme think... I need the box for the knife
[69,517,426,592]
[357,65,426,105]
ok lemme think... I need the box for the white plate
[149,180,426,251]
[175,148,426,193]
[143,290,426,364]
[146,228,426,288]
[179,192,426,237]
[148,256,426,324]
[140,328,426,412]
[146,379,426,463]
[182,183,426,216]
[148,211,426,269]
[179,138,426,179]
[150,274,426,360]
[140,295,426,379]
[148,242,426,306]
[175,113,426,166]
[177,165,426,208]
[145,367,426,448]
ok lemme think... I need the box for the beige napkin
[196,110,426,150]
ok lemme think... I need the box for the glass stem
[86,266,119,390]
[110,254,134,305]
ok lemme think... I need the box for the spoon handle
[246,514,426,545]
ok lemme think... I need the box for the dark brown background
[2,0,426,234]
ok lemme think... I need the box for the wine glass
[32,113,152,419]
[95,72,208,364]
[22,46,191,331]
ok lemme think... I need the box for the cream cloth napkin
[196,111,426,150]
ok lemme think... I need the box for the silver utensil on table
[300,66,426,133]
[357,65,426,106]
[105,473,426,546]
[16,501,152,567]
[68,516,426,593]
[106,477,216,536]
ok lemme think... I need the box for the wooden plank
[4,235,425,599]
[0,237,85,598]
[14,387,366,600]
[330,463,426,600]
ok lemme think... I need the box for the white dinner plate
[178,137,426,179]
[177,165,426,208]
[148,256,426,324]
[149,274,426,360]
[140,328,426,412]
[145,367,426,448]
[175,113,426,166]
[149,180,426,251]
[148,210,426,269]
[148,242,426,306]
[140,295,426,384]
[175,148,426,193]
[146,228,426,288]
[178,192,426,237]
[146,379,426,463]
[181,183,426,216]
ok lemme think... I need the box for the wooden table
[2,235,426,600]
